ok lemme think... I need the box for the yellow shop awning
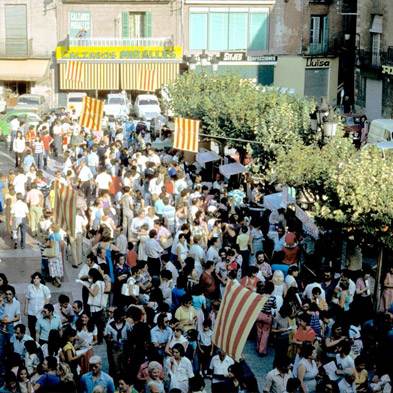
[0,59,49,81]
[59,62,120,90]
[120,62,179,90]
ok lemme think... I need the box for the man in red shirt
[199,261,217,300]
[40,130,53,169]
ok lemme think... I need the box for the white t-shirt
[96,172,112,190]
[13,174,27,195]
[11,200,29,218]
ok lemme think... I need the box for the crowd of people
[0,106,392,393]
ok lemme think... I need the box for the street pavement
[0,141,273,391]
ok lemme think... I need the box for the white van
[367,119,393,144]
[66,92,87,117]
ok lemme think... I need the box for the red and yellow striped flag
[54,183,77,237]
[212,280,267,361]
[138,68,157,92]
[79,96,104,131]
[65,61,85,83]
[173,117,200,153]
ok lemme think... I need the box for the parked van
[66,92,87,117]
[367,119,393,144]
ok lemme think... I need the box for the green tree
[167,72,316,169]
[272,139,393,247]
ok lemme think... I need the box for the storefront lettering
[382,65,393,76]
[220,52,246,61]
[63,48,177,60]
[306,58,330,68]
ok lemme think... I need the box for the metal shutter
[304,68,329,99]
[5,5,28,57]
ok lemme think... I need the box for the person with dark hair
[33,356,61,392]
[54,294,74,327]
[164,343,194,393]
[151,313,172,360]
[10,324,33,359]
[126,306,150,383]
[199,261,217,303]
[256,281,277,356]
[174,294,197,332]
[240,266,260,292]
[285,378,301,393]
[36,303,62,345]
[117,374,138,393]
[295,343,318,393]
[3,285,21,336]
[292,313,316,346]
[24,272,51,339]
[0,371,18,393]
[61,326,82,377]
[264,357,291,393]
[209,350,234,393]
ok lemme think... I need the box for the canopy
[219,162,246,178]
[263,191,295,211]
[196,150,220,167]
[295,205,319,239]
[0,59,49,81]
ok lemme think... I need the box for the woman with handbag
[86,268,106,344]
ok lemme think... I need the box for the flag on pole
[138,68,157,92]
[212,280,267,361]
[54,183,77,237]
[79,96,104,131]
[64,61,85,83]
[173,117,200,153]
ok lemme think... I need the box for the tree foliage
[272,139,393,247]
[167,72,316,169]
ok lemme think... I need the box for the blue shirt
[150,325,172,345]
[36,314,62,341]
[80,371,115,393]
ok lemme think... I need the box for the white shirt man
[13,173,27,195]
[95,171,112,191]
[145,237,163,259]
[210,352,234,385]
[78,165,94,183]
[10,117,20,133]
[11,198,29,219]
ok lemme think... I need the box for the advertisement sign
[56,45,183,60]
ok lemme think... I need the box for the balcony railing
[69,37,173,47]
[357,49,386,70]
[308,41,329,55]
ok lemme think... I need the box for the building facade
[0,0,57,104]
[183,0,346,104]
[355,0,393,120]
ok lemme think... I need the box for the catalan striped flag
[54,183,77,237]
[212,280,267,361]
[173,117,200,153]
[79,96,104,131]
[138,68,157,92]
[65,61,85,83]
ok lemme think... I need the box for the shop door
[5,5,28,56]
[304,68,329,99]
[365,78,382,120]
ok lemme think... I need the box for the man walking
[26,183,44,237]
[11,193,29,249]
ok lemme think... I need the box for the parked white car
[66,92,87,117]
[134,94,161,121]
[104,93,130,118]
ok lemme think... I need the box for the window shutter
[322,15,329,51]
[311,16,321,44]
[144,12,152,37]
[121,11,129,38]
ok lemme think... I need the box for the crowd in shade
[0,107,392,393]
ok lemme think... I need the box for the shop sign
[219,52,246,61]
[306,58,330,68]
[382,65,393,76]
[56,45,183,60]
[247,55,277,63]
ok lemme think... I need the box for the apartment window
[122,12,152,38]
[189,9,268,52]
[5,4,27,56]
[69,11,91,38]
[309,15,329,54]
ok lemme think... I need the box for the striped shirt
[261,295,277,315]
[33,140,44,154]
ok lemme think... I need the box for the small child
[198,320,213,377]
